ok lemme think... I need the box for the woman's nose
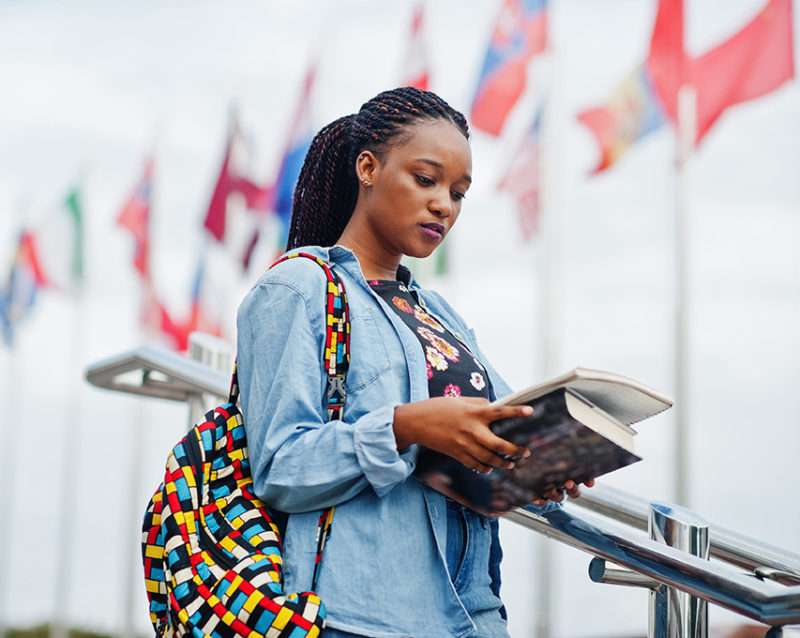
[429,187,452,218]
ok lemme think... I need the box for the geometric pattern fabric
[142,253,350,637]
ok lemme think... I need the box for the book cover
[414,387,643,516]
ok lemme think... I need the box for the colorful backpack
[141,253,350,637]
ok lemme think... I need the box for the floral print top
[368,280,491,401]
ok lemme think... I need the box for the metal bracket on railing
[587,501,711,638]
[589,557,660,590]
[756,567,800,587]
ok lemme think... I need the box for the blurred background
[0,0,797,636]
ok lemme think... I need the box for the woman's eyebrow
[415,158,472,183]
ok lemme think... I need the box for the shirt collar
[308,245,419,291]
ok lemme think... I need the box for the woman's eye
[451,190,466,201]
[415,174,434,186]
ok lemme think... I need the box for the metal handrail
[505,504,800,627]
[85,340,800,633]
[572,484,800,583]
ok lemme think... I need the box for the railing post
[648,502,710,638]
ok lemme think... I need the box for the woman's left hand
[530,477,595,507]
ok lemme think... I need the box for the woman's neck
[337,223,401,281]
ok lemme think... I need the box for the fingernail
[522,406,533,415]
[505,461,515,469]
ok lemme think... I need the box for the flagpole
[51,184,86,638]
[675,84,696,507]
[51,286,85,638]
[117,157,156,638]
[0,347,19,638]
[534,33,560,638]
[120,275,153,638]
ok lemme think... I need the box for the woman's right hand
[393,397,533,474]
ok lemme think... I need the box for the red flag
[203,120,271,243]
[470,0,548,135]
[117,158,154,278]
[645,0,686,122]
[156,301,221,352]
[155,257,221,351]
[403,3,430,90]
[498,109,543,240]
[578,0,794,172]
[692,0,794,143]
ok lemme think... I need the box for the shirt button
[454,332,463,341]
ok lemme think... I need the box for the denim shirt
[236,245,557,638]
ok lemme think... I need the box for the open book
[413,367,674,516]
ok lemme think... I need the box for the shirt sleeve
[236,276,413,513]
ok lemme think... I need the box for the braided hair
[286,86,470,250]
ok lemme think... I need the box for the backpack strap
[229,251,351,590]
[227,252,350,413]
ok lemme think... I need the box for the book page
[495,367,673,426]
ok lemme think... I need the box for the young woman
[236,87,588,638]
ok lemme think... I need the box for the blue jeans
[321,502,508,637]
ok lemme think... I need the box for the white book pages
[495,367,674,426]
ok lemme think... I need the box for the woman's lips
[419,222,444,239]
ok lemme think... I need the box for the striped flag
[0,230,49,345]
[471,0,548,136]
[35,185,85,292]
[577,66,669,173]
[117,158,154,278]
[498,106,543,240]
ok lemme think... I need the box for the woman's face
[360,119,472,261]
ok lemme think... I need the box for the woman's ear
[355,151,376,187]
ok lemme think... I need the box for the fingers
[540,486,565,503]
[536,478,595,505]
[564,480,581,499]
[471,423,531,462]
[462,453,495,475]
[490,403,534,421]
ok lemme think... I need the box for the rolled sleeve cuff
[353,402,412,496]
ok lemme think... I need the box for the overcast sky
[0,1,798,636]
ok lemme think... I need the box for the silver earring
[360,177,370,186]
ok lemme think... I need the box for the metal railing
[85,337,800,638]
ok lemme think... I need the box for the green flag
[35,184,85,293]
[63,186,84,283]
